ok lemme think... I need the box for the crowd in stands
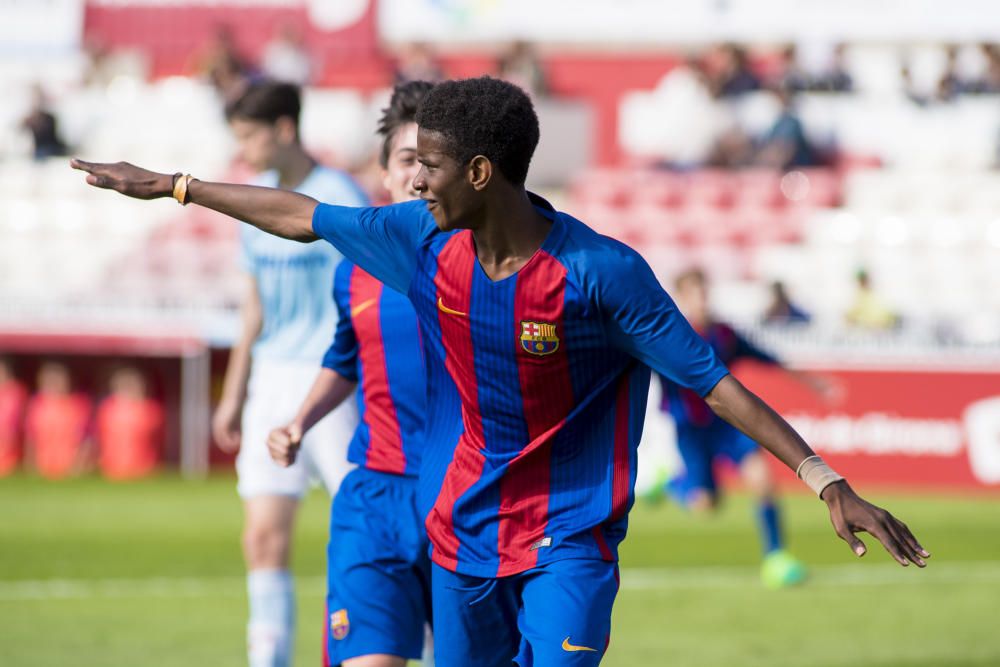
[761,269,899,331]
[636,40,1000,171]
[0,357,164,480]
[176,24,549,107]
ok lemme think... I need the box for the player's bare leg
[739,451,806,588]
[243,495,299,667]
[684,487,716,513]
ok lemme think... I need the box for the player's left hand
[70,159,174,200]
[822,480,930,567]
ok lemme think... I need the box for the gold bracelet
[172,173,195,205]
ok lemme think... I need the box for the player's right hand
[212,399,243,453]
[267,424,303,467]
[70,159,174,200]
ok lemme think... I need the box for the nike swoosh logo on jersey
[351,298,377,318]
[437,297,467,317]
[562,637,597,653]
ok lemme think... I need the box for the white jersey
[240,165,369,364]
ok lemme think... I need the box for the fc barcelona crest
[519,320,559,356]
[330,609,350,640]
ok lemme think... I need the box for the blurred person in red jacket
[0,356,28,475]
[25,361,92,479]
[97,365,164,480]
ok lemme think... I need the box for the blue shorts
[324,467,431,665]
[674,421,759,497]
[432,558,620,667]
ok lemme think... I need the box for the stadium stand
[3,38,999,409]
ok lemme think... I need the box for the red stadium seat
[685,170,737,210]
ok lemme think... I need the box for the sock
[665,474,692,507]
[247,569,295,667]
[756,500,783,555]
[421,623,435,666]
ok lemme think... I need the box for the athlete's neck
[274,147,316,191]
[472,187,551,282]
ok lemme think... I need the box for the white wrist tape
[796,455,844,497]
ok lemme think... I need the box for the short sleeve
[322,261,359,381]
[597,244,729,397]
[311,200,435,295]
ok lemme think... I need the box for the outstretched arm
[601,245,929,568]
[705,375,929,567]
[70,160,318,242]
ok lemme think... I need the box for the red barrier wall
[736,362,1000,491]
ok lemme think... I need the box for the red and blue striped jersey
[313,195,729,577]
[322,260,425,477]
[659,322,778,429]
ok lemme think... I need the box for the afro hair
[415,76,539,186]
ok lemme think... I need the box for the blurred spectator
[775,45,810,94]
[763,281,811,325]
[935,45,966,102]
[262,22,312,86]
[394,43,444,84]
[498,41,548,98]
[191,24,256,102]
[20,85,67,161]
[974,44,1000,93]
[656,57,728,168]
[755,87,819,170]
[812,43,854,92]
[0,357,27,476]
[901,63,929,106]
[846,270,898,330]
[709,44,761,98]
[24,362,92,480]
[96,366,164,480]
[708,125,754,169]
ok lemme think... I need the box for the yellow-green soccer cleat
[761,550,808,589]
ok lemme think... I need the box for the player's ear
[275,116,298,145]
[468,155,492,191]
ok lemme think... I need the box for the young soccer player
[72,75,930,667]
[25,361,92,479]
[659,268,831,588]
[213,81,368,667]
[266,80,435,667]
[0,356,27,476]
[96,365,164,480]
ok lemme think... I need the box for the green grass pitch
[1,475,999,666]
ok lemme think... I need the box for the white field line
[621,561,1000,590]
[1,562,998,602]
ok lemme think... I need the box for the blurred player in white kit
[212,81,368,667]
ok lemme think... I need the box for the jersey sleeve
[321,261,359,382]
[311,200,435,295]
[596,244,730,397]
